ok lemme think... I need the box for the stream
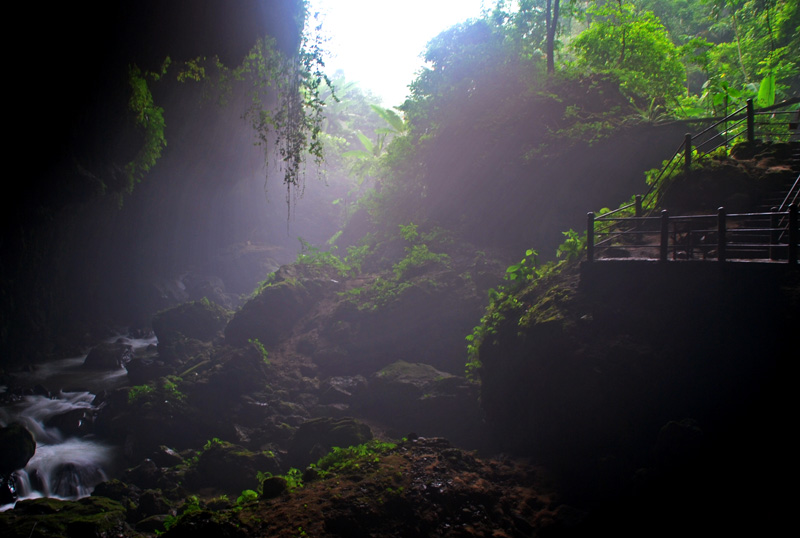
[0,334,156,510]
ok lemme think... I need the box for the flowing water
[0,334,156,510]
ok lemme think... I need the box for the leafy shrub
[127,384,154,404]
[248,338,269,364]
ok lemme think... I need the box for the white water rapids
[0,334,156,511]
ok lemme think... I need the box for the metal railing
[639,98,800,210]
[585,98,800,266]
[586,205,799,264]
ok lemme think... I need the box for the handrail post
[660,210,669,262]
[789,204,798,266]
[684,133,692,173]
[587,212,595,263]
[769,207,778,261]
[746,98,754,143]
[635,195,642,217]
[718,207,727,262]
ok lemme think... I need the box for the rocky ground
[2,237,547,536]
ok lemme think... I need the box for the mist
[1,1,797,536]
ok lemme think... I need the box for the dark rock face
[83,342,132,370]
[45,408,94,438]
[478,260,795,534]
[0,422,36,475]
[0,496,130,537]
[288,417,373,469]
[152,300,231,344]
[354,361,485,447]
[225,267,326,348]
[313,270,485,376]
[187,441,280,496]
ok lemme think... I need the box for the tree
[571,0,686,102]
[545,0,561,73]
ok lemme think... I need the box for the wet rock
[126,357,173,385]
[193,346,271,407]
[160,508,246,538]
[151,445,184,468]
[136,489,172,520]
[355,361,484,447]
[0,422,36,475]
[314,270,484,375]
[124,459,161,490]
[288,417,373,469]
[187,441,280,496]
[152,300,232,345]
[83,342,131,370]
[92,479,141,508]
[158,337,213,364]
[136,514,172,533]
[31,384,50,397]
[319,375,368,404]
[225,265,330,347]
[44,408,94,437]
[259,476,287,499]
[0,496,130,537]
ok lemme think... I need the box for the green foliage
[392,244,448,280]
[127,375,185,405]
[162,376,186,401]
[556,229,586,261]
[251,272,278,297]
[339,224,449,311]
[161,495,202,533]
[257,467,304,494]
[123,63,167,202]
[295,237,371,278]
[203,437,224,451]
[308,440,398,479]
[465,240,576,381]
[571,1,686,101]
[283,468,304,491]
[236,489,258,505]
[504,249,539,285]
[238,11,334,194]
[248,338,270,364]
[127,384,154,404]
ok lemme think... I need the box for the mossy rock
[162,508,246,538]
[0,496,129,538]
[152,300,232,344]
[225,280,314,348]
[288,417,373,469]
[82,342,131,370]
[187,440,280,496]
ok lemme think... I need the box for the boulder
[83,342,131,370]
[0,497,130,537]
[0,422,36,475]
[187,441,280,496]
[225,265,331,348]
[354,361,484,446]
[152,300,231,344]
[288,417,373,469]
[45,408,93,437]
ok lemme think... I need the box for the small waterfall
[0,392,118,511]
[1,334,156,511]
[11,439,114,500]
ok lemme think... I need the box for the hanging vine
[238,9,334,211]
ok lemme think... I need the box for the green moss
[518,284,575,329]
[0,497,128,538]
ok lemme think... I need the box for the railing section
[586,205,799,265]
[640,98,800,210]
